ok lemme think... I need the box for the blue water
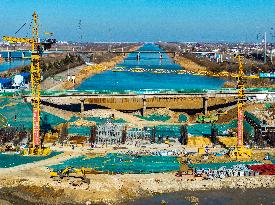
[0,51,32,59]
[77,44,225,91]
[0,152,61,168]
[50,153,180,174]
[130,189,275,205]
[0,59,30,72]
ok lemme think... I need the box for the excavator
[50,166,93,184]
[0,113,8,128]
[2,12,56,156]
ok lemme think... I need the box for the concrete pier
[80,99,85,113]
[203,96,209,115]
[142,98,147,116]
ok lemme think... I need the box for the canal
[77,44,225,91]
[0,59,30,72]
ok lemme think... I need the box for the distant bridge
[0,49,176,58]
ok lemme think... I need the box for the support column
[203,96,209,115]
[142,97,147,116]
[80,99,85,113]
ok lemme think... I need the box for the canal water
[129,188,275,205]
[77,44,225,91]
[0,59,30,72]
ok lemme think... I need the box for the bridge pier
[142,98,147,116]
[137,52,140,61]
[80,99,85,113]
[203,96,209,115]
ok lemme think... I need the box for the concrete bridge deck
[22,90,274,115]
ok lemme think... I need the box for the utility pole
[270,27,274,65]
[264,32,267,64]
[256,33,261,59]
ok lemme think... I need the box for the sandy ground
[173,55,207,73]
[0,147,274,205]
[42,65,87,90]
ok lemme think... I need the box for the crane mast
[229,55,256,159]
[237,55,245,147]
[30,12,41,148]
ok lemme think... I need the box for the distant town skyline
[0,0,274,43]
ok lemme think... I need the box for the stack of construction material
[248,164,275,175]
[193,162,262,179]
[187,137,212,147]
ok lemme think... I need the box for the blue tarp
[0,78,12,89]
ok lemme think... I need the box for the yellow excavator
[50,166,91,184]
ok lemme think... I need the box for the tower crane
[2,12,56,155]
[229,55,272,159]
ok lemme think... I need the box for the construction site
[0,8,274,205]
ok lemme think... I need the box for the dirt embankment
[173,55,207,73]
[63,55,125,90]
[0,173,274,205]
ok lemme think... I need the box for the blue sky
[0,0,274,42]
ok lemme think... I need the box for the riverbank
[0,168,274,205]
[0,148,274,205]
[174,54,208,73]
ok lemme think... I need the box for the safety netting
[134,114,171,122]
[68,125,91,136]
[178,114,188,122]
[49,153,180,174]
[0,152,62,168]
[0,99,66,129]
[148,119,255,138]
[245,111,262,126]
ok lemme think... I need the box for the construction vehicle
[50,166,92,184]
[2,12,56,156]
[216,109,228,115]
[0,113,8,128]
